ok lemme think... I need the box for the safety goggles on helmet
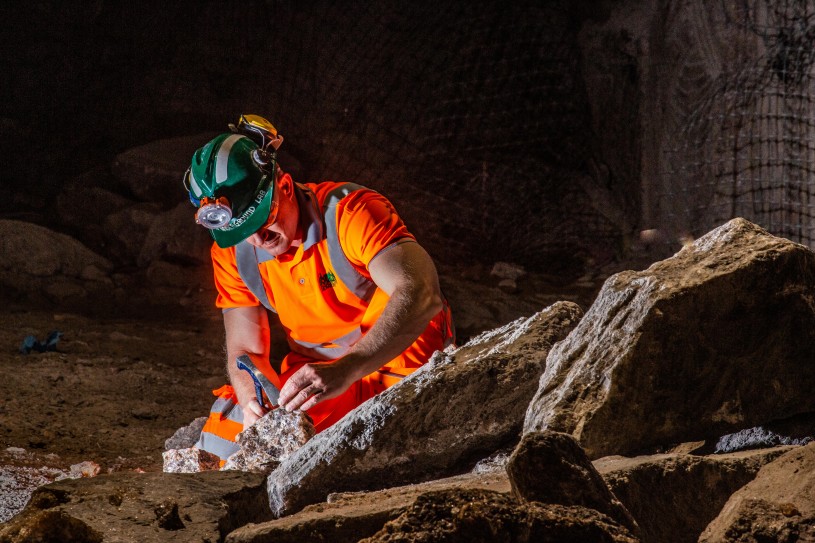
[184,125,282,248]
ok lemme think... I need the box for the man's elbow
[415,282,443,321]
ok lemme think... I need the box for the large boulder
[0,220,114,305]
[266,301,583,517]
[112,133,216,206]
[508,431,639,536]
[597,447,792,543]
[699,443,815,542]
[54,177,134,255]
[102,202,164,266]
[525,218,815,458]
[0,471,270,543]
[138,201,213,268]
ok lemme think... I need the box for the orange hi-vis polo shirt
[206,181,453,434]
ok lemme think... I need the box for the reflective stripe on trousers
[195,387,244,462]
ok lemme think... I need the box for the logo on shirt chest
[319,271,337,291]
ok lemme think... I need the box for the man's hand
[278,358,358,412]
[278,241,443,413]
[241,397,267,430]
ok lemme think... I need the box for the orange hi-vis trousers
[194,305,453,463]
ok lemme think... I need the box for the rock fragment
[222,409,315,474]
[227,471,510,543]
[0,510,103,543]
[596,447,791,543]
[164,417,208,450]
[68,461,101,479]
[0,471,270,542]
[507,431,639,536]
[359,489,639,543]
[162,447,221,473]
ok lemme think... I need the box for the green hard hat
[186,133,275,248]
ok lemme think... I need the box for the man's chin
[261,241,291,257]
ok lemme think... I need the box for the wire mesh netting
[662,0,815,248]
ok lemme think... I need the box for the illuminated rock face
[266,301,583,518]
[525,218,815,459]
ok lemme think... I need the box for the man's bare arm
[277,240,442,411]
[223,305,277,428]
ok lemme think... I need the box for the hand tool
[236,355,281,410]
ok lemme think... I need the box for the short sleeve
[335,190,415,269]
[210,242,261,309]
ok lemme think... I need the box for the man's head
[185,130,301,255]
[185,133,280,248]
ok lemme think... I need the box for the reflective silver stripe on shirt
[235,242,276,312]
[322,183,377,303]
[289,326,364,360]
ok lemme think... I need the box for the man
[185,115,454,462]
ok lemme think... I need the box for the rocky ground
[4,218,815,542]
[0,255,607,524]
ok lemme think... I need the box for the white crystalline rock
[222,408,315,474]
[162,447,221,473]
[68,460,101,479]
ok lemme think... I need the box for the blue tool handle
[237,356,268,409]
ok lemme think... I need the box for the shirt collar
[296,183,324,252]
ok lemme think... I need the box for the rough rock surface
[223,409,315,474]
[0,470,271,543]
[113,133,216,206]
[507,431,639,536]
[162,447,221,474]
[700,442,815,542]
[358,488,639,543]
[227,471,510,543]
[266,301,583,517]
[596,447,792,543]
[164,417,208,451]
[138,201,213,268]
[525,218,815,458]
[713,413,815,453]
[0,220,113,303]
[102,202,164,266]
[55,180,134,256]
[0,460,68,523]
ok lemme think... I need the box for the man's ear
[278,172,294,197]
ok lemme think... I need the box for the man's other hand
[278,359,356,412]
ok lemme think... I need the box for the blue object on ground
[19,330,63,354]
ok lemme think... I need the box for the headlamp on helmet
[195,196,232,229]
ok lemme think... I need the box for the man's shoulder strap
[320,183,377,303]
[234,242,275,312]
